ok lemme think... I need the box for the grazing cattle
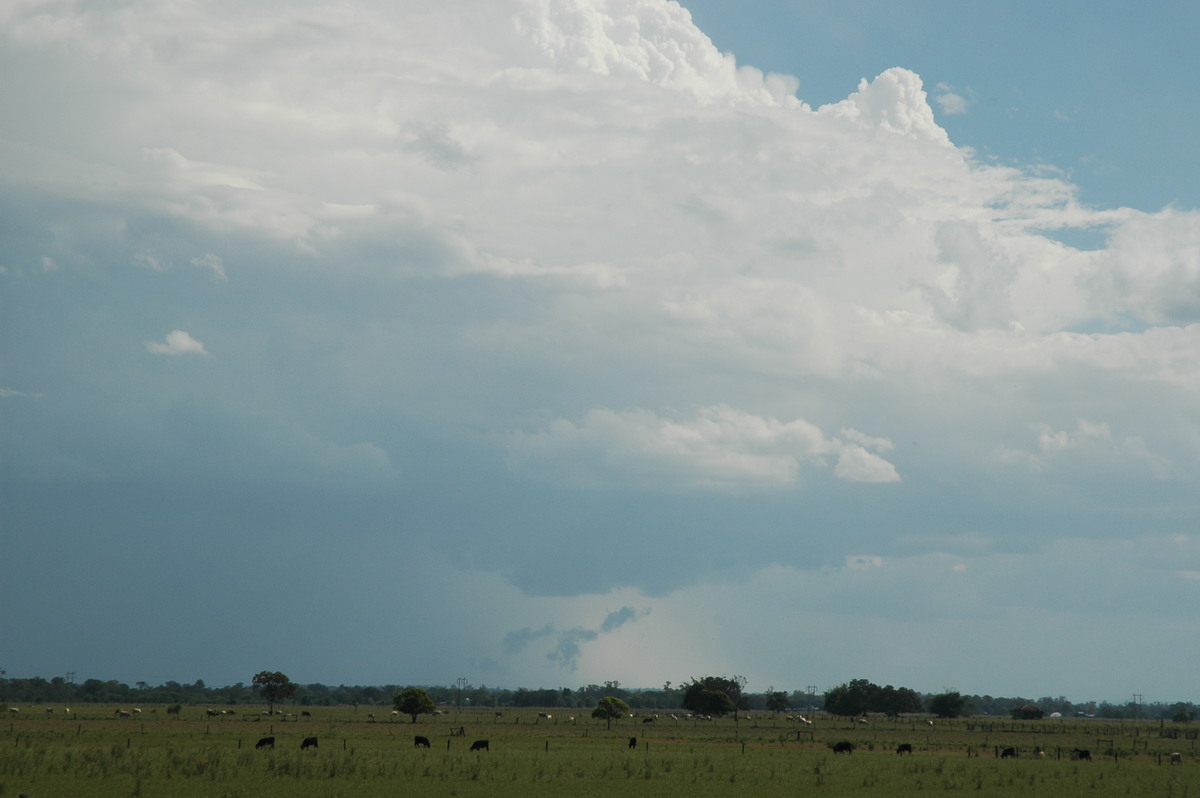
[206,709,220,717]
[897,743,913,755]
[1001,748,1017,759]
[833,741,854,754]
[414,735,431,748]
[855,717,869,725]
[132,708,141,714]
[927,720,935,727]
[301,711,311,719]
[7,708,18,716]
[538,712,552,720]
[642,717,654,723]
[116,710,132,718]
[628,737,637,749]
[255,736,275,750]
[46,708,54,714]
[469,739,489,752]
[367,713,375,722]
[301,736,318,750]
[1170,752,1182,765]
[166,705,181,715]
[391,711,399,717]
[1072,749,1091,761]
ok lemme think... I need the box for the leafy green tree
[878,684,923,717]
[824,678,877,717]
[393,687,437,723]
[591,696,630,730]
[928,690,968,719]
[764,689,791,713]
[252,671,297,714]
[824,678,923,717]
[681,676,746,716]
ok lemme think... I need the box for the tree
[878,685,923,717]
[824,679,878,717]
[252,671,297,714]
[681,676,746,716]
[928,691,968,719]
[764,689,791,713]
[393,687,437,723]
[591,696,630,730]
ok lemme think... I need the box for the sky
[2,0,1198,705]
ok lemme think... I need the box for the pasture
[1,705,1195,797]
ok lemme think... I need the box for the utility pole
[1132,694,1143,719]
[456,677,468,709]
[807,685,818,713]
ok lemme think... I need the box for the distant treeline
[1,675,1194,722]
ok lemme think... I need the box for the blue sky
[687,0,1200,214]
[2,0,1199,704]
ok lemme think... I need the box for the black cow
[255,736,275,750]
[301,711,311,719]
[1073,749,1091,761]
[897,743,913,755]
[833,741,854,754]
[470,739,489,751]
[414,735,431,748]
[1001,747,1017,759]
[301,736,318,750]
[628,736,637,749]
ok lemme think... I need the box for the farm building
[1012,704,1044,720]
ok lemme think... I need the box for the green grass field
[2,705,1195,797]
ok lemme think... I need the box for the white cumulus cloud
[506,405,899,491]
[933,83,969,115]
[145,330,209,357]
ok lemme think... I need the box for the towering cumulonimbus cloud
[2,0,1200,694]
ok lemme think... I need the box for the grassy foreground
[2,705,1196,797]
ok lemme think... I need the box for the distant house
[1012,704,1044,720]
